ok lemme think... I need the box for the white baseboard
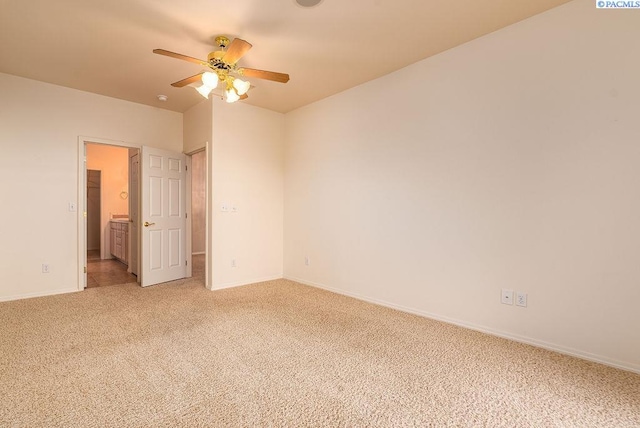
[212,275,283,291]
[0,287,81,303]
[284,275,640,375]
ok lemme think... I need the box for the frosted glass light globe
[225,88,240,103]
[195,85,213,99]
[201,72,219,88]
[232,78,251,95]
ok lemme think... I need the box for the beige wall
[86,144,130,258]
[283,0,640,372]
[210,98,284,289]
[183,98,212,154]
[0,72,182,301]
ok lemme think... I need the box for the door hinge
[185,260,188,266]
[185,213,188,218]
[185,165,188,171]
[84,266,87,273]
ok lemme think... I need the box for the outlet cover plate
[516,292,527,307]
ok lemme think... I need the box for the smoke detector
[157,94,168,102]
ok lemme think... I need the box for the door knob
[143,221,155,227]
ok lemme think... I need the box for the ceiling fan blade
[222,38,252,64]
[153,49,207,66]
[240,93,249,100]
[238,68,290,83]
[170,73,204,88]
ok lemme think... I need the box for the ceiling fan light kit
[154,35,289,104]
[196,72,250,102]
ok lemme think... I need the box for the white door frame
[77,136,140,290]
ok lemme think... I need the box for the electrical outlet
[68,202,77,212]
[304,256,310,266]
[42,264,50,273]
[231,206,237,213]
[501,289,513,305]
[516,292,527,307]
[231,259,236,268]
[221,204,229,212]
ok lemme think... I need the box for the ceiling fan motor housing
[207,52,233,82]
[207,51,228,66]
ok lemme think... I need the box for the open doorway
[190,149,206,282]
[84,143,138,288]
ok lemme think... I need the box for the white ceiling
[0,0,571,114]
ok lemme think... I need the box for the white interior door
[141,146,187,287]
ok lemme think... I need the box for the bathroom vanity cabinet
[110,220,129,265]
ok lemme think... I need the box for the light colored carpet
[1,276,638,427]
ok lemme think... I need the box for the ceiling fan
[153,36,290,103]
